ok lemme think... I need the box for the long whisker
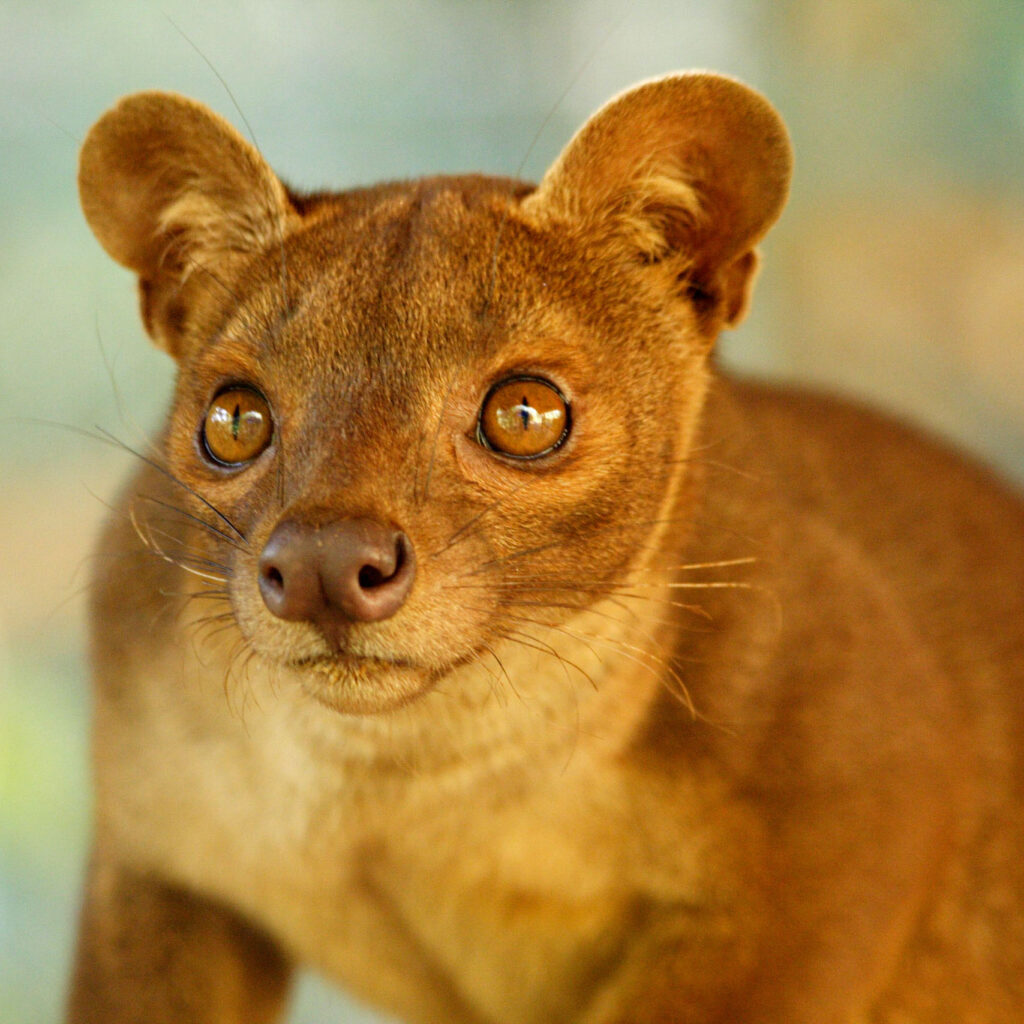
[462,514,724,577]
[429,477,539,559]
[91,318,160,456]
[497,595,697,638]
[164,13,291,312]
[134,493,250,552]
[542,619,697,719]
[464,589,678,703]
[467,538,566,575]
[132,506,235,571]
[94,426,245,540]
[499,599,674,685]
[454,576,757,593]
[502,627,590,691]
[445,578,714,621]
[171,589,233,611]
[488,602,696,719]
[145,537,233,577]
[24,419,241,552]
[634,557,759,573]
[475,644,512,707]
[192,617,244,648]
[129,501,228,585]
[418,378,458,507]
[479,10,628,319]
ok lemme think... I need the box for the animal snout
[258,518,416,629]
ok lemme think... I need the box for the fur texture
[69,73,1024,1024]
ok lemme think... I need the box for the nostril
[258,521,325,622]
[357,534,408,591]
[358,564,385,590]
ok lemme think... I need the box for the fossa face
[82,76,787,715]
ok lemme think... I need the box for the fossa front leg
[68,855,291,1024]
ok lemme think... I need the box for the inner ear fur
[523,72,792,329]
[78,91,295,355]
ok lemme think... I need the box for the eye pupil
[518,400,531,429]
[479,377,570,459]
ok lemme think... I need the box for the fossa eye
[202,387,273,466]
[478,377,570,459]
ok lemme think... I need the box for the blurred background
[2,0,1022,1021]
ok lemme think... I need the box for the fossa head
[78,72,791,715]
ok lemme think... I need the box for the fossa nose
[258,518,416,631]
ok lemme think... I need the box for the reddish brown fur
[69,73,1024,1024]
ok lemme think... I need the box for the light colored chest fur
[95,607,723,1024]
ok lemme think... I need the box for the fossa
[69,73,1024,1023]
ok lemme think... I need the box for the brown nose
[258,518,415,630]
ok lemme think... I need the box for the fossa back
[69,73,1024,1024]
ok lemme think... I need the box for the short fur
[69,73,1024,1023]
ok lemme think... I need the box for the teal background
[2,1,1022,1021]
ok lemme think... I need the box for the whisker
[129,501,228,585]
[452,576,755,593]
[493,628,589,766]
[131,518,234,574]
[634,557,759,573]
[134,494,251,552]
[28,411,242,555]
[462,513,727,578]
[498,595,697,638]
[231,646,262,715]
[467,538,566,575]
[499,603,673,695]
[502,628,586,691]
[187,607,234,634]
[198,610,238,624]
[429,477,538,559]
[542,620,698,719]
[663,580,759,591]
[479,10,627,319]
[222,639,258,723]
[178,250,283,343]
[459,597,633,700]
[418,378,458,507]
[192,618,243,648]
[486,635,526,704]
[158,575,229,596]
[164,13,292,318]
[477,643,513,707]
[444,578,714,620]
[93,318,159,457]
[89,426,245,541]
[690,457,766,484]
[99,427,245,540]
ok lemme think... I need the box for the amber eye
[202,387,273,466]
[478,376,570,459]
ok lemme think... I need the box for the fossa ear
[78,91,294,357]
[524,72,792,329]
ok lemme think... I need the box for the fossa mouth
[290,651,416,676]
[287,651,438,715]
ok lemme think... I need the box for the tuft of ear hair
[77,91,294,356]
[523,72,793,329]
